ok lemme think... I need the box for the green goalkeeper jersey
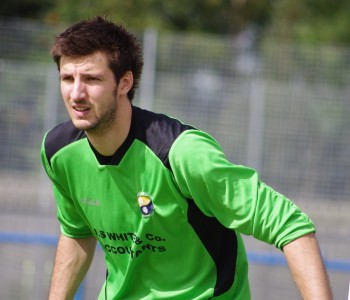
[41,106,315,299]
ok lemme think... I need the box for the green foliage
[266,0,350,44]
[1,0,349,44]
[17,0,272,35]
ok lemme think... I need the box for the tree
[266,0,350,44]
[42,0,272,35]
[1,0,350,44]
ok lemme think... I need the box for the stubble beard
[79,90,119,136]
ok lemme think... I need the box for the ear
[118,71,133,96]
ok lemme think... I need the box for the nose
[70,79,86,101]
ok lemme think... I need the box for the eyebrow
[59,70,106,78]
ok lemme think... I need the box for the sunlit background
[1,1,349,299]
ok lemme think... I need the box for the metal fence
[0,18,349,299]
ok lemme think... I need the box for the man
[41,16,333,299]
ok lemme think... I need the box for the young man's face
[59,51,119,133]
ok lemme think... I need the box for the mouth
[74,107,89,112]
[72,105,90,117]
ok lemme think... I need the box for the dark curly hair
[51,16,144,101]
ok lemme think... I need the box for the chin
[72,120,95,131]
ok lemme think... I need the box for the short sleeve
[52,183,93,238]
[41,133,93,238]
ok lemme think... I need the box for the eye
[87,76,101,82]
[60,75,74,82]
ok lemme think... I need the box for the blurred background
[0,0,349,299]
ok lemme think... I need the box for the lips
[72,105,90,117]
[74,107,89,112]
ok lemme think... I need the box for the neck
[86,99,132,156]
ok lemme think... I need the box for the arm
[283,233,333,300]
[49,234,97,300]
[168,130,331,297]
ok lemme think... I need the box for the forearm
[283,233,333,300]
[49,234,97,300]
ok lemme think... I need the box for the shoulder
[42,121,86,162]
[171,130,225,158]
[133,106,194,139]
[169,129,228,173]
[132,106,195,167]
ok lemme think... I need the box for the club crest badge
[137,192,154,217]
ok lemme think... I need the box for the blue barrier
[1,231,349,299]
[0,231,57,246]
[1,231,350,272]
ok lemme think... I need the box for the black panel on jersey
[132,106,194,169]
[187,199,238,297]
[44,106,194,167]
[89,106,195,166]
[89,121,136,165]
[45,121,86,166]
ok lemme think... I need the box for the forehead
[60,51,110,72]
